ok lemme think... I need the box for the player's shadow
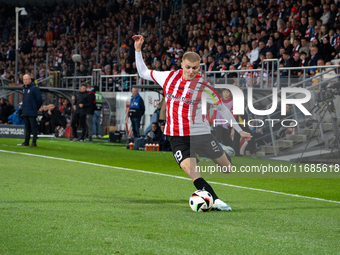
[119,198,188,204]
[72,194,189,205]
[1,198,188,205]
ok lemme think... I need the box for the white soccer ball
[221,144,235,157]
[189,190,213,212]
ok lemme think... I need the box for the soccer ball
[189,190,213,212]
[221,144,235,157]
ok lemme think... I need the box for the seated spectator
[291,52,302,76]
[320,37,335,63]
[245,64,255,87]
[283,39,293,54]
[207,55,217,83]
[323,62,338,86]
[311,59,326,86]
[239,55,249,70]
[38,105,48,134]
[2,0,340,93]
[300,52,307,68]
[258,41,267,57]
[0,98,14,124]
[41,104,63,135]
[216,61,228,83]
[61,99,72,125]
[292,38,301,57]
[306,46,322,66]
[275,63,289,87]
[255,67,268,86]
[249,41,260,64]
[148,122,162,143]
[233,56,241,69]
[144,97,164,136]
[282,51,295,67]
[254,53,266,68]
[266,37,277,57]
[8,102,24,125]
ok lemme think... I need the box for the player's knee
[180,160,190,172]
[180,158,201,180]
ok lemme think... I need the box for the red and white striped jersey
[151,69,212,136]
[135,51,241,136]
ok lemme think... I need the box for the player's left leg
[169,136,228,210]
[192,135,233,211]
[209,151,233,211]
[211,153,232,173]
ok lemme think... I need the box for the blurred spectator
[311,59,326,86]
[0,98,14,124]
[149,122,162,143]
[84,82,96,142]
[1,0,340,89]
[299,37,310,54]
[306,46,322,66]
[258,41,267,57]
[254,53,266,69]
[282,51,294,67]
[283,39,293,54]
[44,104,63,135]
[320,4,331,25]
[38,105,48,133]
[129,88,145,138]
[93,86,103,138]
[291,52,302,76]
[144,96,164,136]
[71,83,88,142]
[8,102,24,125]
[249,41,259,64]
[215,45,226,64]
[61,99,72,125]
[320,36,335,63]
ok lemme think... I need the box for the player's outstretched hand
[132,35,144,52]
[239,131,252,141]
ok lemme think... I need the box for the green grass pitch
[0,138,339,254]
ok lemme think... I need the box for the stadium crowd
[1,0,340,88]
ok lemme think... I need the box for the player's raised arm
[132,35,170,86]
[213,102,252,141]
[202,84,252,141]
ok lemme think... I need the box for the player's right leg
[180,157,232,211]
[190,135,233,211]
[169,136,231,211]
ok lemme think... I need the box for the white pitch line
[1,149,340,205]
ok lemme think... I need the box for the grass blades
[0,138,339,254]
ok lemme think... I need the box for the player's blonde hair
[182,52,201,63]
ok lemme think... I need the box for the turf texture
[0,138,339,254]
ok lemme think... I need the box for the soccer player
[132,35,252,211]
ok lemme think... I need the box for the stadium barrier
[249,70,340,156]
[54,64,340,157]
[62,76,93,90]
[57,61,339,92]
